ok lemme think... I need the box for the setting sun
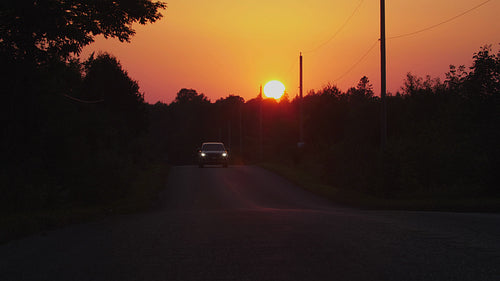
[263,80,285,99]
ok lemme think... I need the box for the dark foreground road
[1,165,499,281]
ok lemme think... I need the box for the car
[198,142,229,168]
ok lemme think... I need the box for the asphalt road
[1,165,499,281]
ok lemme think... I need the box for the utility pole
[380,0,388,151]
[299,52,304,146]
[239,101,243,158]
[227,120,231,150]
[259,84,263,160]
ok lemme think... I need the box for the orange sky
[82,0,500,103]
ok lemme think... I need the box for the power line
[304,0,365,54]
[298,0,493,92]
[63,94,104,104]
[388,0,493,40]
[330,0,493,82]
[334,39,379,82]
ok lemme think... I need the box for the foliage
[82,52,146,135]
[148,45,499,201]
[2,35,498,215]
[0,0,166,63]
[1,52,152,211]
[465,45,500,98]
[0,0,166,212]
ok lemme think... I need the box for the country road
[1,165,499,281]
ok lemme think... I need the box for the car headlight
[201,152,206,157]
[222,152,227,157]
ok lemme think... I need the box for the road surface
[1,165,499,280]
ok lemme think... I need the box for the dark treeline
[2,44,498,212]
[1,1,498,211]
[151,45,499,199]
[148,88,297,165]
[1,0,166,211]
[1,52,154,211]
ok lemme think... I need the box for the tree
[173,88,210,105]
[356,76,374,98]
[0,0,166,63]
[320,83,343,99]
[82,52,146,135]
[83,53,143,104]
[168,89,211,163]
[348,76,374,103]
[279,91,290,103]
[466,45,500,98]
[445,65,468,92]
[401,72,423,95]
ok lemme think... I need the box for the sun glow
[263,80,285,99]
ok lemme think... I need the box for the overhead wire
[334,39,379,82]
[328,0,494,83]
[388,0,493,39]
[285,0,364,92]
[303,0,365,54]
[63,94,104,104]
[297,0,493,88]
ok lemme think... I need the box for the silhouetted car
[198,142,229,168]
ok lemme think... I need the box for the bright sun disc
[264,80,285,99]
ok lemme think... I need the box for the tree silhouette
[82,52,146,135]
[466,45,500,98]
[1,1,169,212]
[168,89,212,163]
[356,76,374,98]
[0,0,166,63]
[445,65,468,92]
[173,88,210,105]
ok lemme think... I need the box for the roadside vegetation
[1,1,499,243]
[259,46,499,211]
[150,45,499,212]
[260,162,500,212]
[1,1,168,243]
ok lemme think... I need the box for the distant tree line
[150,45,499,199]
[1,0,498,210]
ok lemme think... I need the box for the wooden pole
[259,85,263,160]
[380,0,387,151]
[299,52,304,145]
[239,102,243,157]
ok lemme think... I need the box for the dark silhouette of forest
[151,45,498,201]
[1,1,498,213]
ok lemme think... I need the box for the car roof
[202,142,224,145]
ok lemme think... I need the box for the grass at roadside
[259,162,500,212]
[0,163,170,245]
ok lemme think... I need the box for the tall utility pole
[239,101,243,157]
[380,0,387,151]
[227,120,231,149]
[259,84,263,160]
[299,52,304,146]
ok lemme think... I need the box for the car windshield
[202,143,225,151]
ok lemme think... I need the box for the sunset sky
[82,0,500,103]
